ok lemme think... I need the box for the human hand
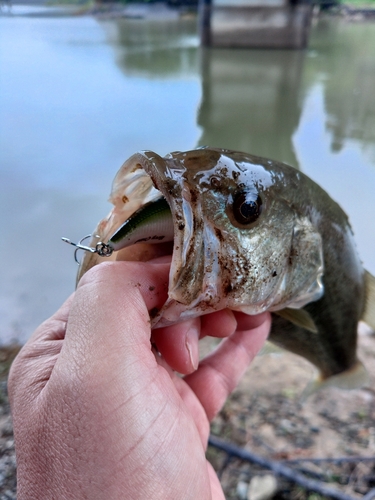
[9,261,271,500]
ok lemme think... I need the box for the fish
[74,148,375,392]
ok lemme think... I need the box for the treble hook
[62,235,114,264]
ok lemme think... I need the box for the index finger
[184,313,271,421]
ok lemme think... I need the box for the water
[0,10,374,343]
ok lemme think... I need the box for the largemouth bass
[72,148,375,392]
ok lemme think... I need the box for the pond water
[0,9,374,343]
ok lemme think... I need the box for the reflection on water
[0,13,375,343]
[307,19,375,160]
[294,19,375,276]
[102,18,199,79]
[197,48,306,168]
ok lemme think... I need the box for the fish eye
[232,191,262,225]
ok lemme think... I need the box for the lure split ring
[62,235,114,265]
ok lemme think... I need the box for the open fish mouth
[74,148,325,328]
[76,149,233,326]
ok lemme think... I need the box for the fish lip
[76,151,170,283]
[133,151,230,326]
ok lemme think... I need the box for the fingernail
[185,326,199,372]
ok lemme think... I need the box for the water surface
[1,11,374,343]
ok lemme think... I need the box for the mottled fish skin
[78,148,368,383]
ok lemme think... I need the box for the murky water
[1,10,374,343]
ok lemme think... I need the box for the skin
[9,260,271,500]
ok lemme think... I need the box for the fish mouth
[80,150,226,327]
[111,151,224,326]
[105,150,188,269]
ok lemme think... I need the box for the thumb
[55,261,170,384]
[9,261,170,406]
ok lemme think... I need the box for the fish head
[78,148,324,327]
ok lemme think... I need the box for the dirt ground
[205,323,375,499]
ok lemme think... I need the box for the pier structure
[199,0,313,49]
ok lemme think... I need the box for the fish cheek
[280,215,324,309]
[213,200,321,312]
[202,197,290,310]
